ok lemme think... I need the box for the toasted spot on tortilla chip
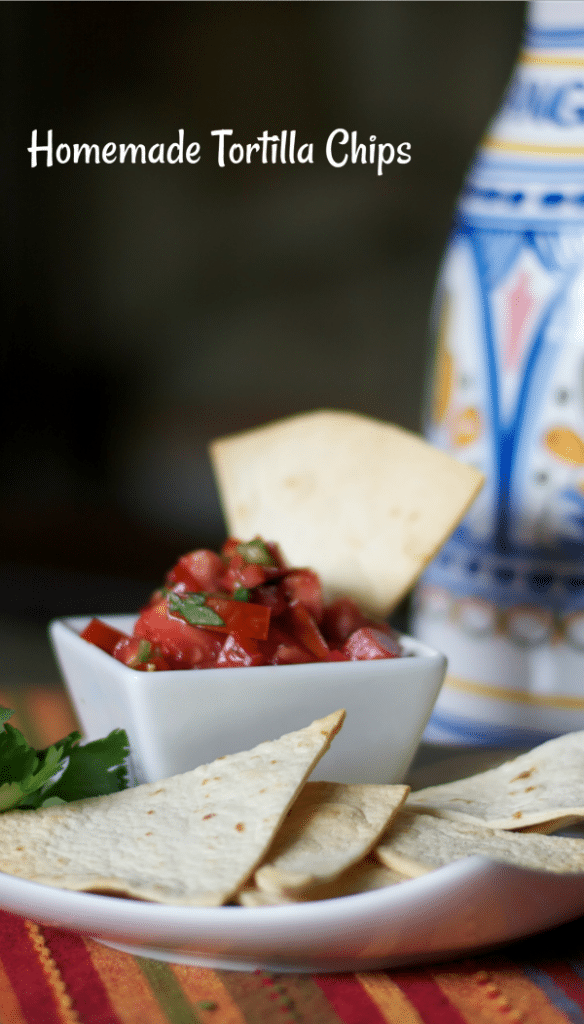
[406,731,584,831]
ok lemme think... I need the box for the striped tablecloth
[4,913,584,1024]
[2,683,584,1024]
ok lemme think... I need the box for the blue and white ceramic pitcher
[414,0,584,745]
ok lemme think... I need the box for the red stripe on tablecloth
[314,973,390,1024]
[0,911,63,1024]
[392,971,468,1024]
[537,962,584,1011]
[40,926,122,1024]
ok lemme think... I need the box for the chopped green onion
[136,639,152,664]
[237,538,276,567]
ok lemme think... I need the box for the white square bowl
[49,615,446,785]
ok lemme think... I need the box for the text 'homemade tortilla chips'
[0,710,345,906]
[209,409,484,616]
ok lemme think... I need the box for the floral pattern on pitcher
[414,0,584,745]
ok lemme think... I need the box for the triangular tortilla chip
[0,710,345,906]
[253,781,409,897]
[406,731,584,831]
[209,410,484,616]
[375,810,584,876]
[238,854,408,905]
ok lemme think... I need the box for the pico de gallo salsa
[80,537,402,670]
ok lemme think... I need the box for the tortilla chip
[0,709,345,906]
[375,810,584,876]
[209,410,484,616]
[253,781,409,897]
[238,854,408,905]
[406,731,584,831]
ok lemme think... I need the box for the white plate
[2,857,584,973]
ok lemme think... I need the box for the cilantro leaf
[167,591,225,627]
[37,729,130,804]
[0,707,130,811]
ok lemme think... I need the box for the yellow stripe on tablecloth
[24,920,81,1024]
[435,963,571,1024]
[356,972,425,1023]
[0,955,29,1024]
[443,674,584,710]
[171,964,247,1024]
[84,939,171,1024]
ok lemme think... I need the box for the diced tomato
[164,562,198,590]
[216,633,264,668]
[83,536,403,671]
[281,603,330,661]
[342,627,401,661]
[134,598,223,669]
[271,641,315,665]
[253,623,310,665]
[219,538,286,587]
[187,632,225,667]
[166,550,225,592]
[280,569,324,621]
[80,618,128,655]
[252,582,288,618]
[320,598,371,646]
[264,541,286,569]
[325,649,350,662]
[112,636,170,671]
[220,538,240,558]
[204,596,271,640]
[220,554,268,592]
[320,598,398,648]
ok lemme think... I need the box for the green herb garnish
[233,587,250,602]
[0,707,130,811]
[167,591,225,627]
[236,538,276,567]
[136,639,152,664]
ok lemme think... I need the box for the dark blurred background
[3,1,525,687]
